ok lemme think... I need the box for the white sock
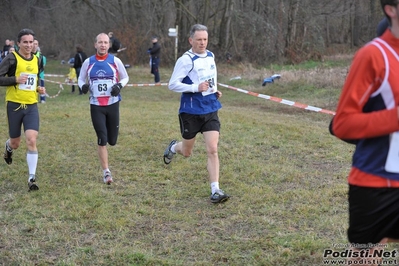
[211,182,220,195]
[6,139,12,152]
[27,151,38,176]
[171,144,176,153]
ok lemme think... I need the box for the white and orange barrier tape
[42,79,66,98]
[125,83,169,87]
[44,74,335,115]
[217,83,336,116]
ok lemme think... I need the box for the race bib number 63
[92,80,113,97]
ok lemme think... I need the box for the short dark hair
[17,28,35,43]
[381,0,398,20]
[381,0,398,6]
[76,44,83,52]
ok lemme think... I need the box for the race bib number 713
[18,73,37,91]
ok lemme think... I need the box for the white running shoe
[103,171,113,185]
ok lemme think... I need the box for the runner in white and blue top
[78,33,129,185]
[164,24,230,204]
[168,48,221,114]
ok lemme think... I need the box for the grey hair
[189,24,208,38]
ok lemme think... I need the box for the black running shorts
[348,184,399,245]
[6,101,39,138]
[178,111,220,140]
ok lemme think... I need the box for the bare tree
[0,0,383,66]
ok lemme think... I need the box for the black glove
[111,83,122,96]
[81,84,89,94]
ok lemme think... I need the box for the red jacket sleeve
[333,44,399,139]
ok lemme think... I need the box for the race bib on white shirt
[92,79,113,97]
[385,131,399,173]
[194,57,217,96]
[200,76,217,96]
[18,73,37,91]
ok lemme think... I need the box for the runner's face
[189,30,208,54]
[95,34,110,56]
[17,35,34,58]
[33,40,39,53]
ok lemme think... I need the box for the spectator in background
[67,58,77,91]
[32,38,47,103]
[2,39,10,59]
[2,46,15,62]
[107,32,121,54]
[9,40,17,52]
[72,44,87,94]
[147,36,161,84]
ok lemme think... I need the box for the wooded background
[0,0,383,66]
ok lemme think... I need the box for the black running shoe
[28,175,39,191]
[210,189,230,203]
[4,141,13,165]
[163,140,177,164]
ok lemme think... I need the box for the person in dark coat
[148,37,161,83]
[73,44,87,94]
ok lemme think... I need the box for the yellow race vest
[6,51,39,104]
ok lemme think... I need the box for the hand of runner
[37,86,46,94]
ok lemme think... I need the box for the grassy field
[0,57,379,265]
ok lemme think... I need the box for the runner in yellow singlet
[0,28,46,191]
